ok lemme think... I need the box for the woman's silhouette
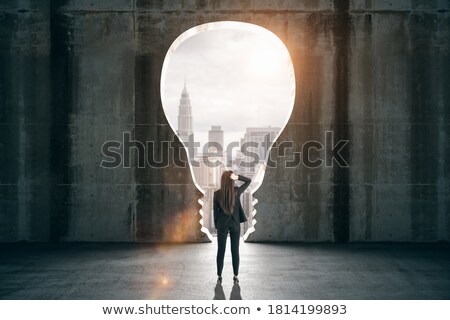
[213,170,251,284]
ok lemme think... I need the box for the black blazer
[213,174,251,230]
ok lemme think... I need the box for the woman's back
[214,171,252,283]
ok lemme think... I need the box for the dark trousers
[216,222,240,276]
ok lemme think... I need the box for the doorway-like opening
[161,21,295,241]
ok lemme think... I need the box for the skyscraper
[177,82,193,144]
[208,125,224,157]
[240,126,280,171]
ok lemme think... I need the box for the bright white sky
[162,25,295,149]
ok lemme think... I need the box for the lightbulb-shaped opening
[161,21,295,241]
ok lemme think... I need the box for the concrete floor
[0,242,449,299]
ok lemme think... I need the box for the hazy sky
[162,25,295,149]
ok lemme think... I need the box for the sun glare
[249,48,283,75]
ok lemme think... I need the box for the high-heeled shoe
[233,276,239,284]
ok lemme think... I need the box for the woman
[213,170,251,284]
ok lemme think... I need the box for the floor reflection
[213,282,243,300]
[230,283,242,300]
[213,282,225,300]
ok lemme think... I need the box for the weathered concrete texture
[0,1,52,242]
[248,1,450,242]
[63,9,136,242]
[0,0,449,242]
[0,242,449,299]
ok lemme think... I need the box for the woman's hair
[218,170,236,215]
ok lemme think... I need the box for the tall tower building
[177,82,193,144]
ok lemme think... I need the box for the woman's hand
[230,173,239,181]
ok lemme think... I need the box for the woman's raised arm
[237,174,251,194]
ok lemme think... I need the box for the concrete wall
[0,0,448,242]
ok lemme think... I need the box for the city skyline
[176,83,281,160]
[162,26,295,148]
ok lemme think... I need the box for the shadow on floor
[213,283,225,300]
[213,283,242,300]
[230,283,242,300]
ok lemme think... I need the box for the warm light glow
[146,274,170,299]
[162,210,194,242]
